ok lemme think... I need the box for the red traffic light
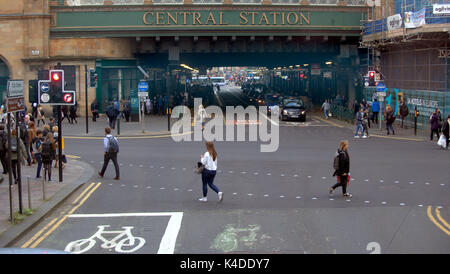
[369,71,375,78]
[52,72,61,81]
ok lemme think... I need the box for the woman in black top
[330,140,352,198]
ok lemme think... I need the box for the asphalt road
[12,85,450,254]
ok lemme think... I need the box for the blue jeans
[355,124,364,136]
[324,109,329,118]
[202,169,219,197]
[35,154,42,178]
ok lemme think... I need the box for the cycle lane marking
[67,212,183,254]
[22,182,102,249]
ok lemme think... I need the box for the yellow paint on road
[427,206,450,236]
[22,182,102,249]
[312,115,344,128]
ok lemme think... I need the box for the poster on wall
[387,14,402,31]
[404,8,426,29]
[433,4,450,15]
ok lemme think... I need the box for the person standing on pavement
[430,110,440,141]
[41,132,55,182]
[37,105,45,126]
[32,130,44,179]
[441,115,450,150]
[354,108,364,138]
[123,99,131,122]
[321,100,330,119]
[362,108,370,138]
[0,124,8,174]
[28,121,37,164]
[198,104,208,131]
[198,141,223,203]
[399,101,409,129]
[91,100,99,122]
[69,104,78,124]
[6,129,27,184]
[98,127,120,180]
[384,105,395,135]
[436,108,443,134]
[106,103,118,129]
[329,140,352,198]
[371,98,380,124]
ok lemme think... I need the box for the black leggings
[430,128,440,140]
[332,175,348,194]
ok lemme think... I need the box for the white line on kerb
[68,212,183,254]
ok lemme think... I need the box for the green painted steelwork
[52,8,364,36]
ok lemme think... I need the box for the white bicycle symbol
[65,225,145,254]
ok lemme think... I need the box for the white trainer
[198,197,207,202]
[218,192,223,202]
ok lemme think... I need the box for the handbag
[194,162,205,174]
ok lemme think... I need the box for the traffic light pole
[58,106,63,182]
[16,112,23,214]
[7,113,13,222]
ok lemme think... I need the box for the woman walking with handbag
[198,141,223,202]
[329,140,352,198]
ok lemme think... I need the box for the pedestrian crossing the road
[94,161,448,209]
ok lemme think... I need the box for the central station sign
[52,7,364,34]
[143,11,311,26]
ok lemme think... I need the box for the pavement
[0,158,94,247]
[313,112,432,142]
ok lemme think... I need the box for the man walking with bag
[98,127,120,180]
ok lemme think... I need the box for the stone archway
[0,57,11,104]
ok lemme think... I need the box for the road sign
[6,97,25,113]
[40,82,49,92]
[376,82,386,92]
[138,92,148,97]
[138,81,149,92]
[7,80,24,98]
[63,93,73,103]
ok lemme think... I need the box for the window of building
[232,0,262,4]
[193,0,223,3]
[346,0,367,6]
[152,0,184,4]
[271,0,300,4]
[309,0,339,5]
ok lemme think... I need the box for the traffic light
[38,70,75,105]
[89,69,97,88]
[29,80,38,103]
[368,71,376,86]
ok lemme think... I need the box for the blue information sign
[376,82,386,92]
[138,81,149,92]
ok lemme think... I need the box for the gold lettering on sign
[167,12,177,25]
[193,12,201,25]
[143,12,154,25]
[180,12,189,25]
[240,12,248,25]
[156,12,164,25]
[142,11,312,26]
[219,12,228,25]
[286,12,298,25]
[205,12,217,25]
[300,12,310,25]
[270,12,280,25]
[259,13,270,25]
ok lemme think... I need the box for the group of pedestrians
[354,99,371,138]
[0,113,65,184]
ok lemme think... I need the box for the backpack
[41,141,52,158]
[9,138,17,152]
[333,151,344,171]
[107,136,119,153]
[0,131,6,151]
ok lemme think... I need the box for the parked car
[279,97,307,122]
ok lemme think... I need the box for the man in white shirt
[98,127,120,180]
[322,100,330,119]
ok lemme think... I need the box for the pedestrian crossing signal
[368,71,376,86]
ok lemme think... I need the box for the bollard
[27,176,32,210]
[42,168,46,201]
